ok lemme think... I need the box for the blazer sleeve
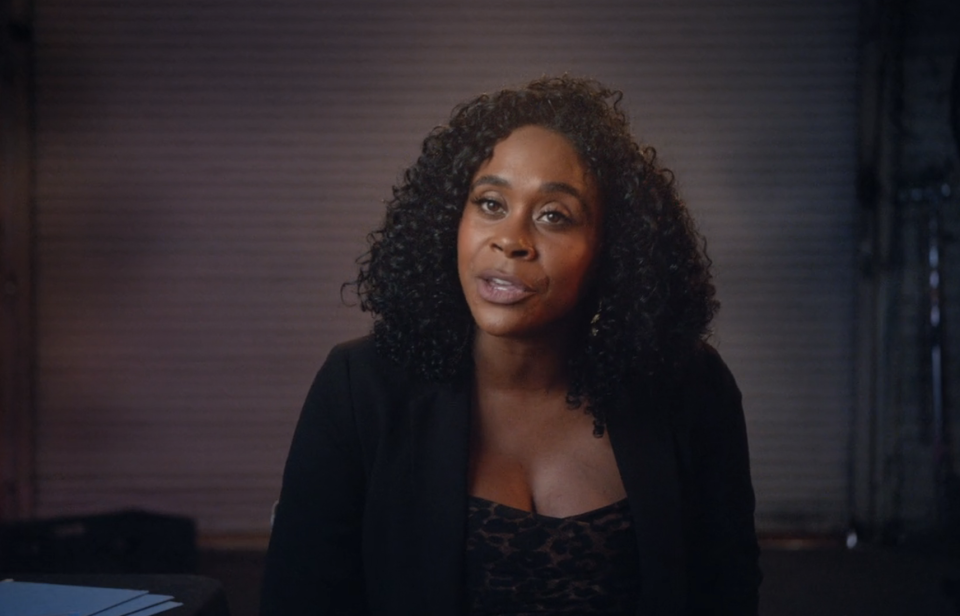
[680,347,762,616]
[260,345,369,616]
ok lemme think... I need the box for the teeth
[490,278,511,287]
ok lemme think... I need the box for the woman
[261,76,761,616]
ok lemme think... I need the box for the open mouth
[476,272,535,304]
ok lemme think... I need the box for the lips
[475,270,536,305]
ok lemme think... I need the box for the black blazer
[261,336,760,616]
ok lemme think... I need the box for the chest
[465,389,628,518]
[463,495,641,615]
[355,378,688,616]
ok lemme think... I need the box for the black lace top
[464,495,641,615]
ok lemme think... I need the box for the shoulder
[307,334,448,438]
[681,341,733,383]
[685,341,739,390]
[676,341,742,411]
[317,334,413,394]
[635,341,746,451]
[323,334,382,372]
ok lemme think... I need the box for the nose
[501,239,535,259]
[492,220,537,260]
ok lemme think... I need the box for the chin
[472,317,523,339]
[472,314,566,342]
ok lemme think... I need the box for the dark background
[2,0,960,613]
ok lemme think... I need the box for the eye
[537,209,572,225]
[471,196,505,216]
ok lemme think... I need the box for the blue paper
[120,601,182,616]
[0,580,147,616]
[88,593,174,616]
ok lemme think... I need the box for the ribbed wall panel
[34,0,859,533]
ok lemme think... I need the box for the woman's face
[457,125,603,341]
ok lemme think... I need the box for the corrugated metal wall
[33,0,859,535]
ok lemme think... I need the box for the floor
[199,545,960,616]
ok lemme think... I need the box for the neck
[472,329,572,394]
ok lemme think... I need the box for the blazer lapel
[410,380,471,615]
[606,382,686,616]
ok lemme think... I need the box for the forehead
[475,125,593,188]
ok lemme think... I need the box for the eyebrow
[470,175,593,211]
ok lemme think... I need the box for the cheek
[557,245,600,299]
[456,221,469,269]
[456,219,475,286]
[457,212,488,262]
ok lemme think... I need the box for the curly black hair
[351,75,718,434]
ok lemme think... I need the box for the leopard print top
[464,495,641,615]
